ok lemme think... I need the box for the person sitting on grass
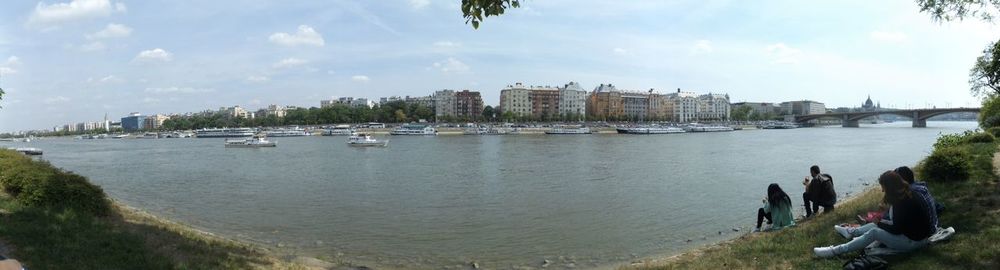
[895,166,942,228]
[813,170,934,258]
[803,165,836,217]
[754,183,795,232]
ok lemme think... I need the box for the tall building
[586,84,624,120]
[433,90,457,119]
[664,89,700,123]
[696,93,731,120]
[144,114,169,130]
[404,95,435,109]
[499,82,534,117]
[622,92,649,120]
[455,90,484,120]
[529,87,560,119]
[121,112,145,131]
[558,82,588,120]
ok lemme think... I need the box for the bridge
[794,108,981,127]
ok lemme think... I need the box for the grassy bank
[628,132,1000,269]
[0,149,320,270]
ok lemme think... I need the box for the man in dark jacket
[803,165,836,217]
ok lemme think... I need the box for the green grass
[0,149,310,270]
[630,142,1000,270]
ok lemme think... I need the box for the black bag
[808,174,837,205]
[842,255,888,270]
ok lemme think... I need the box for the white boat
[141,132,159,139]
[545,126,592,135]
[616,126,686,134]
[13,147,43,155]
[463,126,509,135]
[266,127,309,137]
[323,125,355,136]
[684,125,735,132]
[346,133,388,147]
[760,122,798,129]
[390,124,437,135]
[225,134,276,148]
[196,128,255,138]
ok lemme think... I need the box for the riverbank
[625,132,1000,269]
[0,149,352,269]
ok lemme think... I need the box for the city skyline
[1,0,998,132]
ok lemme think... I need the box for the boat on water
[390,124,437,135]
[760,122,798,129]
[346,133,388,147]
[141,132,159,139]
[616,126,686,134]
[196,127,255,138]
[545,126,592,135]
[463,126,509,135]
[224,134,276,148]
[13,147,43,155]
[323,125,355,136]
[111,134,128,139]
[683,124,735,132]
[266,127,310,137]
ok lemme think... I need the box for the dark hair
[810,165,821,175]
[767,183,792,208]
[894,166,915,184]
[879,170,911,205]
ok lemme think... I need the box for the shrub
[988,127,1000,138]
[981,95,1000,129]
[963,132,996,144]
[933,130,979,149]
[919,147,971,182]
[0,150,110,216]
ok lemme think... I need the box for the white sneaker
[813,246,837,258]
[834,225,852,239]
[752,227,761,233]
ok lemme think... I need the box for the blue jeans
[835,223,928,254]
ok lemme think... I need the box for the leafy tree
[482,105,495,121]
[916,0,1000,22]
[732,105,754,121]
[970,40,1000,98]
[394,109,408,122]
[462,0,522,29]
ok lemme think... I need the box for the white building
[433,90,457,119]
[558,82,588,119]
[321,97,373,108]
[780,100,826,115]
[697,93,731,120]
[219,106,250,118]
[499,82,534,117]
[664,89,700,122]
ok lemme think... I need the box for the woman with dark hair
[813,171,934,257]
[755,183,795,232]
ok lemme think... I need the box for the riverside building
[559,82,588,120]
[499,82,588,120]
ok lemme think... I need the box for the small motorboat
[347,133,388,147]
[225,134,276,148]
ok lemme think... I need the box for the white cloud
[88,75,124,83]
[268,25,325,47]
[351,75,370,82]
[766,43,802,64]
[431,57,470,73]
[142,97,160,104]
[612,47,628,56]
[869,31,907,43]
[247,75,269,82]
[409,0,430,9]
[144,87,215,94]
[692,40,713,54]
[272,58,308,68]
[27,0,125,26]
[44,96,71,104]
[133,48,172,62]
[86,23,131,39]
[79,41,105,51]
[0,56,21,75]
[326,70,336,75]
[249,99,262,105]
[433,41,460,48]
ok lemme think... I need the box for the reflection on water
[2,121,976,269]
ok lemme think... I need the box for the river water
[0,121,978,269]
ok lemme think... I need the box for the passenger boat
[266,127,310,137]
[323,125,355,136]
[760,123,798,129]
[684,125,735,132]
[346,133,388,147]
[390,124,437,135]
[545,126,592,135]
[616,126,685,134]
[141,132,159,139]
[224,134,276,148]
[463,126,509,135]
[196,127,255,138]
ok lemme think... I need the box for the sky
[0,0,998,132]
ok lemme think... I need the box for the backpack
[842,254,888,270]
